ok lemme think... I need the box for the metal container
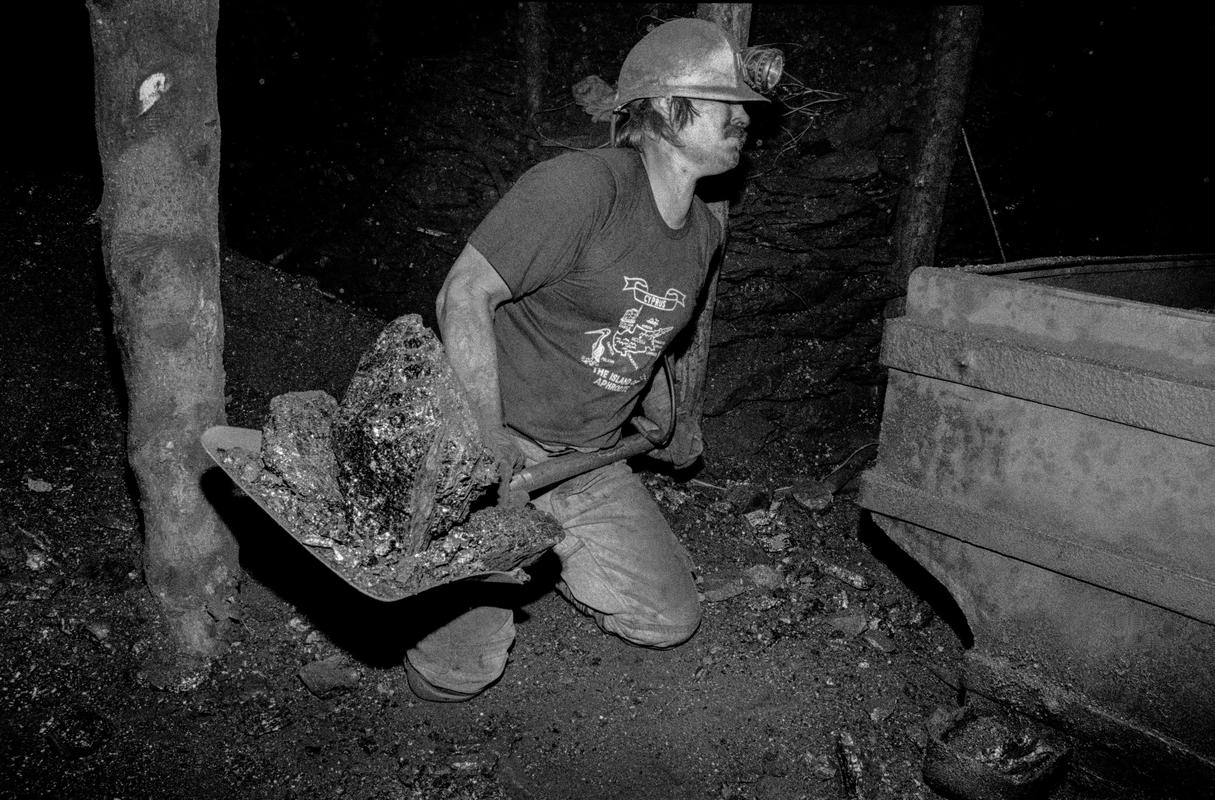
[859,256,1215,794]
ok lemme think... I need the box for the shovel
[201,425,655,601]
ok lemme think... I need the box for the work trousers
[405,436,702,697]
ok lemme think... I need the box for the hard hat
[614,18,774,110]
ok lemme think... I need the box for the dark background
[8,3,1215,290]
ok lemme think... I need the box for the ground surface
[2,174,970,800]
[3,4,1205,800]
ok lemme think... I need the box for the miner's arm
[436,243,521,478]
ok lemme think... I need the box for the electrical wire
[961,126,1008,263]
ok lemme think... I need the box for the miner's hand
[482,425,527,507]
[477,421,528,508]
[636,411,703,471]
[637,357,702,470]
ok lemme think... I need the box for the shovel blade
[201,426,552,602]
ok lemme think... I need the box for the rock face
[701,69,921,460]
[329,314,498,555]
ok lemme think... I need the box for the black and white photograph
[2,4,1213,798]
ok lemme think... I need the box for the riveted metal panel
[881,320,1215,445]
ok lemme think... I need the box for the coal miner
[408,18,776,701]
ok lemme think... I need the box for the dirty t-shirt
[469,148,722,450]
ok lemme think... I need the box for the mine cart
[859,255,1215,794]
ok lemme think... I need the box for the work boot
[403,660,483,703]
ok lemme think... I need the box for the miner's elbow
[437,244,510,336]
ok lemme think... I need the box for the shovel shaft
[510,434,654,495]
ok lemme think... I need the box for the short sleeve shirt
[469,148,722,450]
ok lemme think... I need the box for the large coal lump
[330,314,497,555]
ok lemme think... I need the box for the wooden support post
[674,3,753,435]
[521,3,550,124]
[89,0,237,673]
[891,6,984,289]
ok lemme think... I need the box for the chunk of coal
[212,316,563,600]
[331,314,497,555]
[304,501,562,600]
[923,706,1069,800]
[221,441,350,546]
[298,655,361,698]
[410,504,564,583]
[260,391,343,502]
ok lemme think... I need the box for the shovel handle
[510,433,655,496]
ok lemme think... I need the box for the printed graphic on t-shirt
[581,276,685,393]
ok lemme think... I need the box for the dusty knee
[604,602,701,649]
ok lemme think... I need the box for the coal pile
[213,315,563,600]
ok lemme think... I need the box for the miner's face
[673,98,750,176]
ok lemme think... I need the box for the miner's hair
[614,97,700,149]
